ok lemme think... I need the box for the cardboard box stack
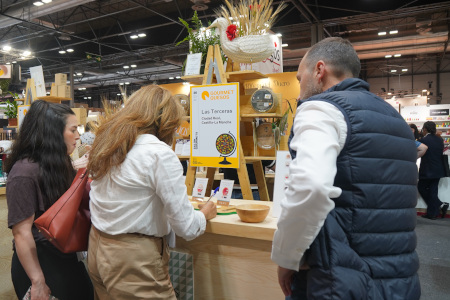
[72,108,87,126]
[53,73,71,98]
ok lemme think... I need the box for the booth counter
[175,199,283,299]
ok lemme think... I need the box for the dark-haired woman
[409,123,422,140]
[418,121,449,219]
[6,100,94,300]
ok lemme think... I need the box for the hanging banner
[190,83,239,168]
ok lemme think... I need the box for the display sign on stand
[185,53,203,76]
[192,178,209,201]
[190,83,240,168]
[272,151,292,218]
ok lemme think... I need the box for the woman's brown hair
[88,84,184,180]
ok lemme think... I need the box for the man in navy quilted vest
[271,37,420,300]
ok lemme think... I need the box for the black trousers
[418,178,442,217]
[11,242,94,300]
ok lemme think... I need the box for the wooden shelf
[241,112,284,120]
[177,155,190,160]
[227,70,267,82]
[36,96,72,103]
[182,70,268,85]
[245,156,277,162]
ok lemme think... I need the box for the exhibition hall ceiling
[0,0,450,98]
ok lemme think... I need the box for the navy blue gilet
[289,78,420,300]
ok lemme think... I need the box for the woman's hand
[199,201,217,220]
[30,281,52,300]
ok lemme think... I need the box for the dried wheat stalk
[215,0,286,36]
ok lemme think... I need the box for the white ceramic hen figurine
[209,18,275,64]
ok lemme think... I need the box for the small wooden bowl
[236,204,270,223]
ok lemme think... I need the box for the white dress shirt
[89,134,206,241]
[271,100,348,271]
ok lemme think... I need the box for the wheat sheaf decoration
[215,0,286,37]
[209,0,287,64]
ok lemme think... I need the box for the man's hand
[277,266,295,297]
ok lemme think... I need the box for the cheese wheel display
[250,88,278,113]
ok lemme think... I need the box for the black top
[419,134,445,179]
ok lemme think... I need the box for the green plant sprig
[176,11,223,65]
[1,99,18,119]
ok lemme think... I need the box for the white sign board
[18,105,30,129]
[185,53,203,76]
[29,65,46,97]
[190,83,240,168]
[272,150,292,218]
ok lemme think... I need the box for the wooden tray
[190,201,237,215]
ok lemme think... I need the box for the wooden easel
[184,45,270,200]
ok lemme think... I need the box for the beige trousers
[87,226,176,300]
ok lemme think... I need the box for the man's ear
[315,61,326,82]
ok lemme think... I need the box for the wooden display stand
[182,45,286,201]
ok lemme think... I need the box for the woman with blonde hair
[87,85,216,299]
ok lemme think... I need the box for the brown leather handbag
[34,168,91,253]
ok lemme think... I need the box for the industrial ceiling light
[66,48,74,52]
[402,69,408,72]
[169,77,174,80]
[391,70,397,73]
[76,72,82,76]
[123,65,130,69]
[2,45,11,51]
[394,54,401,57]
[130,35,138,39]
[42,0,52,3]
[33,1,44,6]
[176,76,181,79]
[282,44,288,47]
[22,51,31,56]
[385,55,392,58]
[276,33,282,37]
[59,50,66,54]
[125,82,130,85]
[138,33,146,37]
[378,31,387,36]
[389,30,398,34]
[130,64,137,68]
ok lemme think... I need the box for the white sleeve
[154,149,206,241]
[271,100,347,270]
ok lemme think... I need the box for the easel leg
[253,161,269,201]
[185,165,197,196]
[237,144,253,200]
[205,167,216,197]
